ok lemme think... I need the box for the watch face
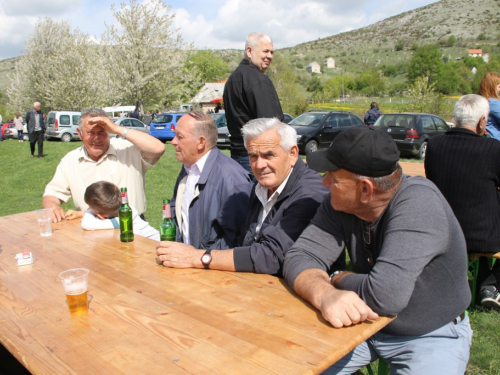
[201,253,212,265]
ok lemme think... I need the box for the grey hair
[454,94,489,128]
[354,164,403,192]
[244,32,273,57]
[187,111,217,149]
[33,102,40,108]
[79,107,108,128]
[242,118,297,151]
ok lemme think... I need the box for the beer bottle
[119,187,134,242]
[160,199,176,241]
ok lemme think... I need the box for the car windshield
[374,114,414,128]
[209,113,224,121]
[288,113,326,128]
[151,114,173,123]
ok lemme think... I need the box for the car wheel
[305,140,318,155]
[61,133,72,142]
[418,142,427,160]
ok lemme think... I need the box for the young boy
[75,181,160,241]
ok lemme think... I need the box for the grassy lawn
[1,139,499,374]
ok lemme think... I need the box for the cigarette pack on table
[15,250,34,266]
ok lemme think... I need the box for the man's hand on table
[156,242,203,268]
[319,288,379,328]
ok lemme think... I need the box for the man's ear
[477,116,487,135]
[359,179,375,204]
[245,46,252,60]
[76,128,83,141]
[197,136,207,151]
[289,145,299,165]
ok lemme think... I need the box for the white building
[306,62,321,74]
[324,57,335,69]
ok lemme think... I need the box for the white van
[46,111,81,142]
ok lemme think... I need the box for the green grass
[0,140,499,374]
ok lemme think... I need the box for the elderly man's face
[322,170,361,214]
[77,115,111,162]
[34,103,40,111]
[171,115,202,167]
[247,128,298,195]
[246,38,273,73]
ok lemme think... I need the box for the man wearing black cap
[283,126,472,373]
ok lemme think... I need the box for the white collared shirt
[254,168,293,236]
[181,150,212,244]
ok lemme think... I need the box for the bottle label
[163,204,172,218]
[121,191,128,204]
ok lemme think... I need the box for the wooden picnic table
[0,212,394,374]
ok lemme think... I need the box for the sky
[0,0,439,60]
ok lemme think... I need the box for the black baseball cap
[306,126,400,177]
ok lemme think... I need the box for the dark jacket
[233,157,328,276]
[223,59,283,156]
[425,127,500,252]
[25,109,45,134]
[364,107,382,126]
[171,148,253,250]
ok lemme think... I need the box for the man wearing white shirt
[157,118,328,276]
[169,112,253,250]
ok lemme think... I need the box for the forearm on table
[293,268,336,310]
[122,128,165,159]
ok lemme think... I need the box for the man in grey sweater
[283,126,472,374]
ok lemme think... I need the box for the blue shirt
[486,98,500,141]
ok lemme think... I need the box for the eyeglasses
[363,223,374,267]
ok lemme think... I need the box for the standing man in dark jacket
[169,112,253,250]
[426,94,500,310]
[223,32,283,174]
[157,118,328,276]
[26,102,45,158]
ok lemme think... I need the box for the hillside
[280,0,499,74]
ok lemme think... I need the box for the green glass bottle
[160,199,176,241]
[119,187,134,242]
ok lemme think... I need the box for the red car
[1,122,13,138]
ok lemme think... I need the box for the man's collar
[184,149,212,175]
[256,167,294,201]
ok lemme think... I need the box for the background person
[25,102,45,158]
[42,107,165,222]
[13,112,24,142]
[478,71,500,140]
[364,101,382,126]
[157,118,329,277]
[283,126,472,374]
[223,32,284,174]
[426,94,500,310]
[170,112,253,249]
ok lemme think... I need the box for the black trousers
[29,130,44,157]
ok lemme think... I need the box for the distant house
[482,53,490,63]
[324,57,335,69]
[468,49,482,58]
[306,62,321,74]
[191,79,227,112]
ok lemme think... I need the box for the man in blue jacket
[157,118,328,277]
[169,112,253,250]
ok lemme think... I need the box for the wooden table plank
[0,212,394,374]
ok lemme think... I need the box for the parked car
[149,112,184,141]
[3,123,29,140]
[217,126,230,149]
[110,118,150,137]
[1,122,13,138]
[46,111,82,142]
[372,113,450,160]
[209,113,227,128]
[283,113,294,124]
[288,111,364,155]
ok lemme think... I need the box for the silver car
[111,118,150,137]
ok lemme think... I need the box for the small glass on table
[36,208,53,236]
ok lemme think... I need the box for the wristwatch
[121,128,129,140]
[201,249,213,269]
[329,270,344,284]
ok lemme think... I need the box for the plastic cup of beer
[36,208,53,236]
[58,268,89,316]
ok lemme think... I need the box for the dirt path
[400,161,425,177]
